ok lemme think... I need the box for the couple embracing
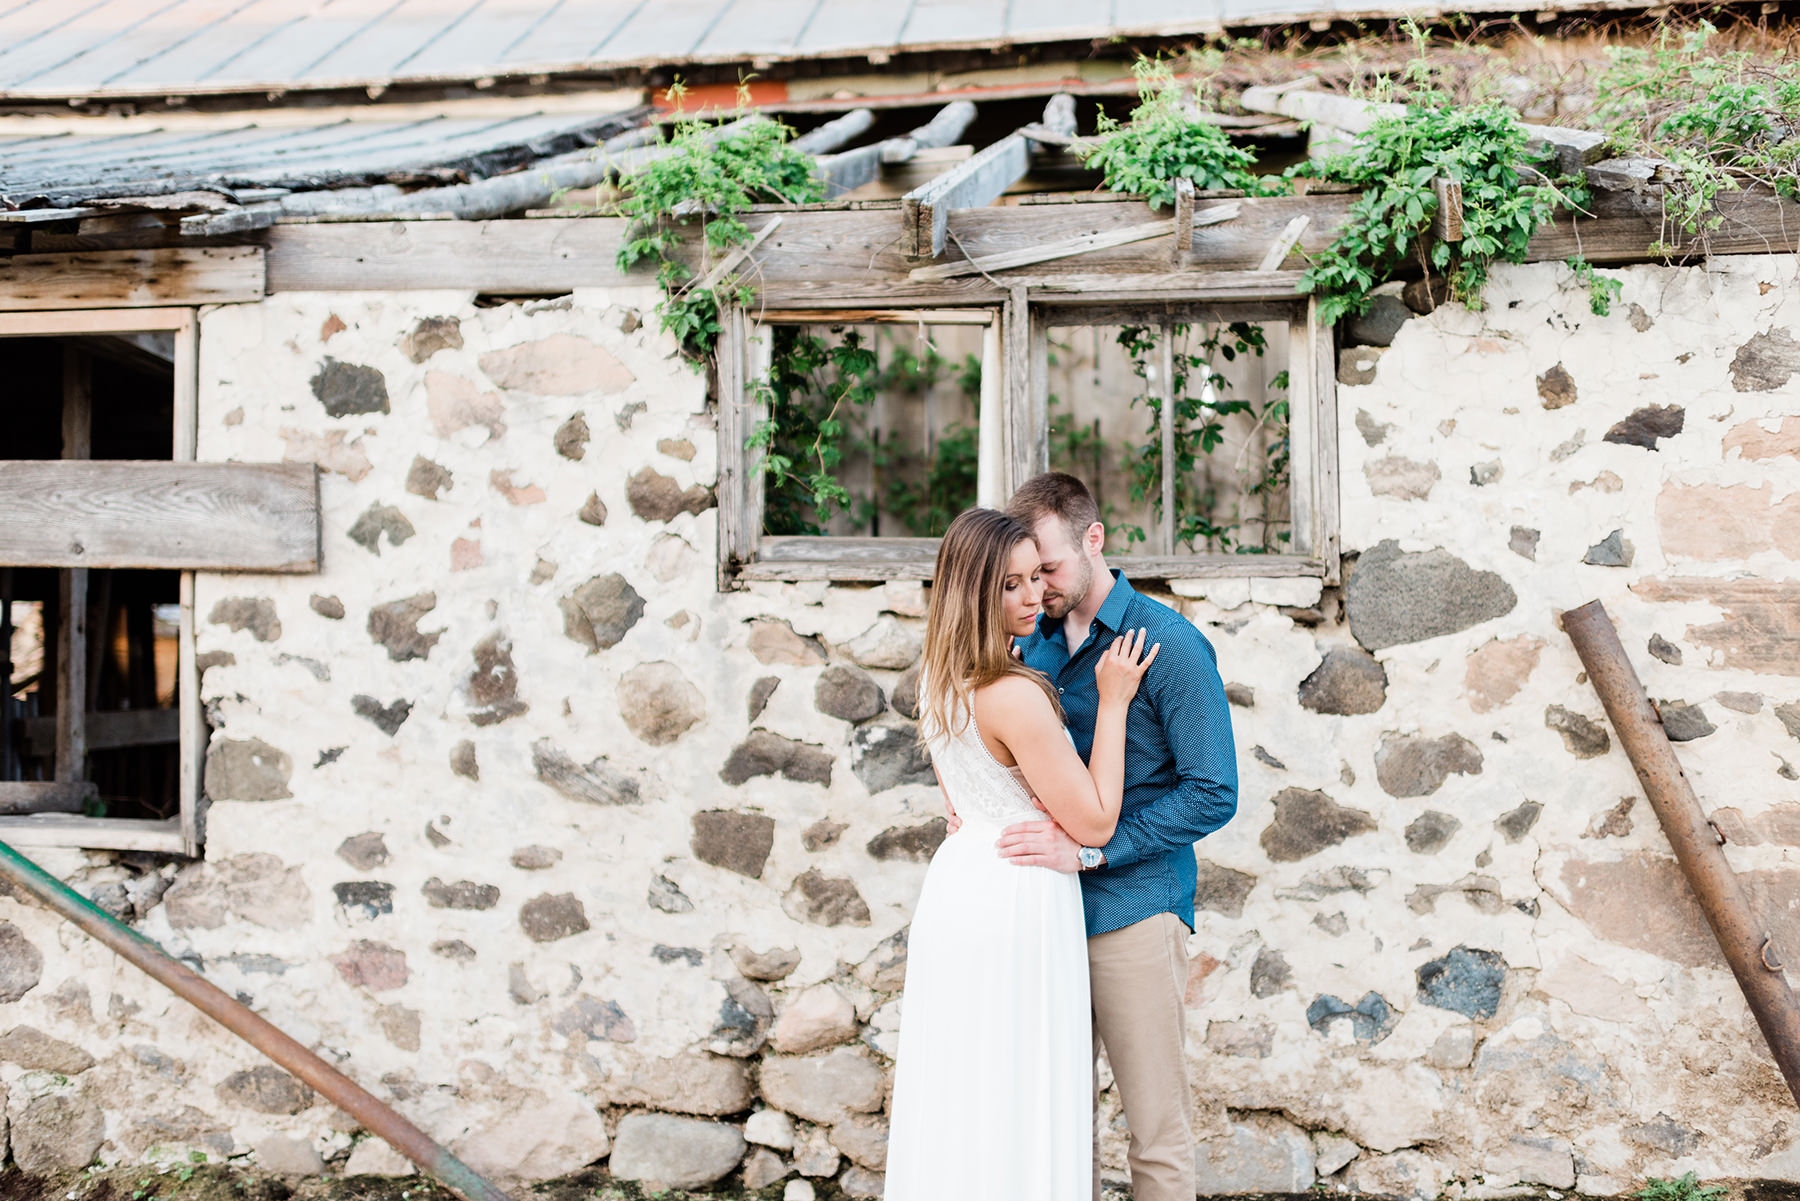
[885,472,1239,1201]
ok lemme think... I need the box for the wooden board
[0,814,184,853]
[0,461,320,572]
[0,782,96,816]
[22,708,180,758]
[0,247,265,311]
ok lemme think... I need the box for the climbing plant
[613,85,823,360]
[1079,59,1280,205]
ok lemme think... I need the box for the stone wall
[2,256,1798,1195]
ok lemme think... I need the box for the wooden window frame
[717,275,1339,586]
[0,308,201,855]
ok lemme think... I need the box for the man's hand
[944,794,961,836]
[995,818,1082,873]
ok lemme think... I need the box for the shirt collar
[1034,567,1136,642]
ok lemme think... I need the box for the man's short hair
[1005,471,1100,551]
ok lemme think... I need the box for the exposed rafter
[814,102,978,199]
[901,93,1077,259]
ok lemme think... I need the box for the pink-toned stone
[1633,577,1800,676]
[279,427,372,482]
[1712,804,1800,846]
[331,940,410,992]
[1364,455,1439,500]
[1568,471,1623,495]
[1724,415,1800,462]
[1538,955,1652,1022]
[452,521,483,571]
[1462,635,1545,714]
[426,371,507,441]
[320,314,346,341]
[479,334,635,396]
[1657,482,1800,561]
[490,470,547,506]
[1185,953,1224,1007]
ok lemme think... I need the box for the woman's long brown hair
[919,507,1064,742]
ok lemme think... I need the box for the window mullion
[1158,318,1176,557]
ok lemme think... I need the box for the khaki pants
[1089,912,1195,1201]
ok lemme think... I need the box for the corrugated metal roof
[0,0,1662,101]
[0,104,642,208]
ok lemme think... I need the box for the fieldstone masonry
[7,262,1800,1193]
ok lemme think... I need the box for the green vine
[613,86,823,360]
[1079,59,1279,205]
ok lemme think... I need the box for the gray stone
[1305,991,1396,1044]
[722,730,833,787]
[452,1093,609,1182]
[433,939,477,962]
[746,1109,795,1150]
[208,597,281,641]
[783,869,871,927]
[1718,690,1763,714]
[1546,705,1610,758]
[204,737,293,801]
[311,357,389,416]
[1364,455,1439,500]
[748,676,781,721]
[1603,404,1685,449]
[1338,345,1382,386]
[1627,302,1654,331]
[627,466,714,522]
[748,619,828,666]
[803,818,847,851]
[1314,1132,1362,1177]
[1345,540,1517,650]
[351,695,412,736]
[1485,1136,1575,1188]
[648,875,694,913]
[378,1004,421,1051]
[1469,459,1503,486]
[405,455,452,499]
[560,573,645,653]
[743,1148,790,1189]
[793,1124,840,1177]
[1298,647,1388,715]
[333,881,393,920]
[0,1026,93,1073]
[1403,275,1451,313]
[532,738,641,805]
[892,663,921,719]
[1427,1026,1477,1070]
[1252,745,1286,770]
[1194,859,1256,917]
[451,739,479,780]
[1779,702,1800,742]
[578,492,608,525]
[1224,682,1255,707]
[1624,1113,1700,1157]
[1205,1020,1273,1058]
[14,1091,104,1173]
[1374,732,1482,798]
[1249,947,1292,998]
[770,983,859,1056]
[1583,528,1634,566]
[254,1134,326,1176]
[554,412,590,460]
[367,593,440,662]
[692,810,777,878]
[552,995,636,1042]
[816,665,885,722]
[832,1116,889,1171]
[618,661,705,745]
[1316,912,1350,936]
[1405,811,1460,854]
[309,593,345,620]
[521,893,589,942]
[711,976,773,1057]
[1508,526,1540,561]
[1730,327,1800,391]
[1276,866,1388,901]
[347,503,415,555]
[1496,800,1543,842]
[1583,797,1636,840]
[1417,945,1506,1018]
[218,1065,313,1114]
[840,1166,885,1198]
[1354,409,1391,446]
[844,616,923,670]
[608,1054,753,1116]
[1345,294,1411,347]
[852,720,933,793]
[715,954,791,1005]
[398,316,462,363]
[466,633,527,726]
[867,818,947,863]
[1658,700,1716,741]
[1648,633,1684,665]
[1193,1115,1317,1192]
[759,1048,887,1125]
[1536,363,1577,409]
[331,940,409,992]
[652,945,702,966]
[511,845,560,870]
[1260,789,1377,862]
[423,878,500,910]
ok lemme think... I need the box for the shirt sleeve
[1098,624,1238,868]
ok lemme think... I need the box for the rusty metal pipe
[1563,599,1800,1107]
[0,839,514,1201]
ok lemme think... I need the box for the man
[998,471,1238,1201]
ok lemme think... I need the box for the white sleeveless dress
[884,704,1093,1201]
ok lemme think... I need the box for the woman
[884,507,1157,1201]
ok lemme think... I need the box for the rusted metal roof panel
[0,0,1666,100]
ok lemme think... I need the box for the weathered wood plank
[22,708,179,758]
[0,782,96,816]
[173,316,201,857]
[904,94,1076,259]
[1171,178,1196,266]
[0,248,264,311]
[0,814,183,852]
[0,307,195,337]
[739,550,1330,583]
[0,461,321,572]
[58,350,90,790]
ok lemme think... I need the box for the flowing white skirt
[884,818,1093,1201]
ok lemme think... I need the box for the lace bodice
[925,706,1043,831]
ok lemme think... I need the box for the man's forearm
[1099,778,1237,867]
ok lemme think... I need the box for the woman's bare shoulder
[971,674,1055,724]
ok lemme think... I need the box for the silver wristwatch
[1077,846,1105,872]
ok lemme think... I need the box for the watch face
[1079,848,1101,869]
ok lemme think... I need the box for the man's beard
[1040,555,1093,621]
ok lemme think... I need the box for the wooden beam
[0,461,321,572]
[0,814,183,852]
[173,315,201,857]
[0,782,96,816]
[0,248,264,311]
[1171,179,1196,266]
[903,93,1076,258]
[912,220,1175,282]
[1256,215,1312,271]
[1431,179,1463,242]
[789,109,876,156]
[816,103,978,199]
[22,708,179,758]
[57,349,90,791]
[0,307,196,337]
[692,216,783,293]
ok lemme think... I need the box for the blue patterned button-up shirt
[1018,570,1238,937]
